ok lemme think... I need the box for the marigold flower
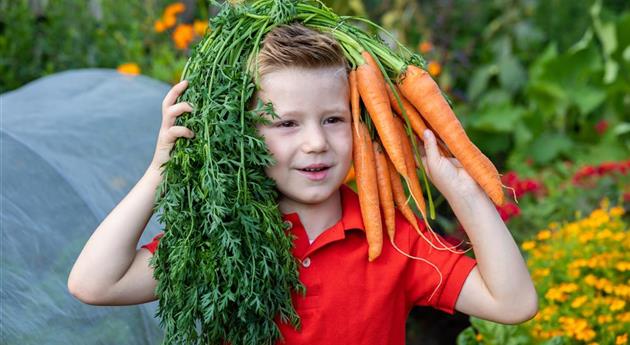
[537,230,551,240]
[163,14,177,28]
[172,24,195,50]
[610,299,626,311]
[617,333,628,345]
[154,19,167,33]
[418,41,433,53]
[164,2,185,17]
[571,295,588,308]
[193,20,208,36]
[117,63,141,75]
[522,241,536,251]
[427,60,442,77]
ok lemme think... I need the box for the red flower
[501,171,519,188]
[496,202,521,222]
[597,162,618,175]
[595,119,608,135]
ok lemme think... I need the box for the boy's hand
[150,80,195,173]
[419,129,483,201]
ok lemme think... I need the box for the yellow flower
[172,24,194,50]
[427,60,442,77]
[597,314,612,324]
[537,230,552,240]
[475,333,483,341]
[617,334,628,345]
[616,262,630,272]
[117,63,141,75]
[571,295,588,308]
[418,41,433,53]
[193,20,208,36]
[610,206,625,217]
[522,241,536,251]
[546,287,567,302]
[610,299,626,311]
[596,228,613,240]
[585,274,598,286]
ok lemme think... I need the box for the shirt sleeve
[140,232,164,254]
[403,215,477,315]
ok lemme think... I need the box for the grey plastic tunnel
[1,69,171,344]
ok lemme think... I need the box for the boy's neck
[278,188,343,242]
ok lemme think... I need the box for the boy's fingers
[163,126,195,143]
[422,129,439,164]
[162,80,188,111]
[164,102,194,126]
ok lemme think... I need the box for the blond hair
[256,23,349,76]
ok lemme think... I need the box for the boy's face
[256,66,352,208]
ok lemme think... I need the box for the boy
[68,24,538,343]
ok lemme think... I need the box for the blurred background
[2,0,629,344]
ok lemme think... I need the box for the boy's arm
[420,130,538,324]
[67,167,162,305]
[67,81,195,305]
[449,191,538,324]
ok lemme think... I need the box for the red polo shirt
[141,184,477,344]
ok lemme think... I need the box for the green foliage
[0,0,190,91]
[151,3,308,344]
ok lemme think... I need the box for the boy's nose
[301,125,328,153]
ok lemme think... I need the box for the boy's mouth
[296,164,332,181]
[298,163,331,172]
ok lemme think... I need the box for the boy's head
[254,23,352,209]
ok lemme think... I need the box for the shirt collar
[281,184,364,233]
[280,184,365,259]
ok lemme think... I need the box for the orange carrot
[393,116,427,217]
[386,84,451,157]
[354,122,383,261]
[349,70,360,135]
[399,65,504,206]
[388,157,418,233]
[372,141,395,242]
[356,51,407,179]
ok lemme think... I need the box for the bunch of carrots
[291,3,507,267]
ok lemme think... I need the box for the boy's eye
[278,121,295,128]
[325,117,343,124]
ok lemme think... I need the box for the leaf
[468,64,498,101]
[570,84,606,115]
[471,104,525,132]
[498,54,527,94]
[613,122,630,136]
[529,133,573,164]
[456,326,479,345]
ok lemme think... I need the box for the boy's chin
[280,182,342,205]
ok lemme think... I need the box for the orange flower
[172,24,194,50]
[117,63,141,76]
[344,164,355,184]
[163,14,177,29]
[418,41,433,54]
[427,60,442,77]
[154,19,166,33]
[164,3,185,17]
[193,20,208,37]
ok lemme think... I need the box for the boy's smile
[256,66,352,215]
